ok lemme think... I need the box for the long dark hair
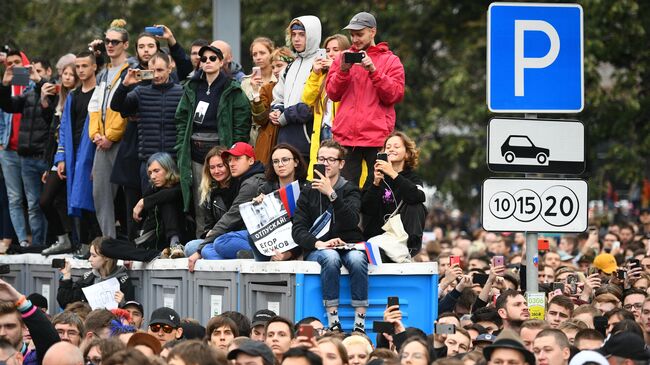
[265,143,307,183]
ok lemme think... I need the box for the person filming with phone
[326,11,405,187]
[361,132,426,262]
[110,52,183,192]
[292,139,368,333]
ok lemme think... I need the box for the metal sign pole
[525,113,539,294]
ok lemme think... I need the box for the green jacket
[175,74,252,212]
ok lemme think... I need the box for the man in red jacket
[326,12,405,187]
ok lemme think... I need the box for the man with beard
[496,289,530,331]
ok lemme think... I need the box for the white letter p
[514,20,560,97]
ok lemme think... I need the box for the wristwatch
[328,191,338,202]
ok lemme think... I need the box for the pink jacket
[326,42,405,147]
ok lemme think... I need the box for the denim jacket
[0,82,33,148]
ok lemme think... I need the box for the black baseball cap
[228,340,275,365]
[598,332,650,361]
[251,309,276,327]
[121,301,144,314]
[149,307,181,328]
[198,45,224,60]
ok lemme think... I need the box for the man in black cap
[326,11,405,186]
[121,300,144,329]
[483,330,536,365]
[228,339,275,365]
[147,307,183,346]
[598,331,650,363]
[250,309,276,341]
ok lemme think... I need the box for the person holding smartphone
[326,12,405,187]
[361,132,426,261]
[292,140,367,332]
[0,50,52,248]
[302,34,350,180]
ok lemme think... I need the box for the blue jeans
[200,230,252,260]
[0,151,48,245]
[307,249,369,307]
[184,239,203,257]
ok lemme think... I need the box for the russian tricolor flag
[278,181,301,217]
[363,241,383,266]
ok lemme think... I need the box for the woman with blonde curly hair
[361,131,427,261]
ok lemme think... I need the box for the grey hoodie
[272,15,322,112]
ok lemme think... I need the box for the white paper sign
[210,295,223,316]
[41,284,50,302]
[268,301,280,315]
[163,294,175,309]
[240,184,300,256]
[81,278,120,310]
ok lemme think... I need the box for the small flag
[364,241,382,266]
[278,181,301,217]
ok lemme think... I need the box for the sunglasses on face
[104,39,123,46]
[201,55,219,63]
[149,323,174,333]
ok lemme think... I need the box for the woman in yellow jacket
[301,34,350,180]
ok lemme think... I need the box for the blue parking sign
[487,3,583,113]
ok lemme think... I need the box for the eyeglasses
[149,323,175,333]
[400,352,426,360]
[272,157,295,166]
[201,55,219,63]
[317,157,342,165]
[86,357,102,365]
[56,329,80,337]
[104,39,123,46]
[624,303,644,310]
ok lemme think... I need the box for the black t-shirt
[193,72,227,133]
[71,87,94,148]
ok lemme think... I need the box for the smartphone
[587,267,599,276]
[376,152,388,162]
[629,259,641,271]
[434,323,456,335]
[144,26,164,36]
[252,66,261,77]
[136,70,154,81]
[612,241,621,251]
[473,273,489,285]
[567,274,578,294]
[12,67,29,86]
[51,258,66,269]
[317,48,327,59]
[387,296,399,308]
[54,84,61,94]
[617,269,626,280]
[594,316,607,337]
[373,321,395,335]
[344,52,365,64]
[552,282,565,292]
[313,163,326,179]
[0,265,8,275]
[492,255,504,267]
[450,255,461,268]
[297,324,314,339]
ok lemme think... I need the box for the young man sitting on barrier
[291,139,368,332]
[186,142,266,271]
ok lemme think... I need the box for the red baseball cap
[221,142,255,160]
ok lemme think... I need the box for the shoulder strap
[388,201,404,219]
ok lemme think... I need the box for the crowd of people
[2,8,650,365]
